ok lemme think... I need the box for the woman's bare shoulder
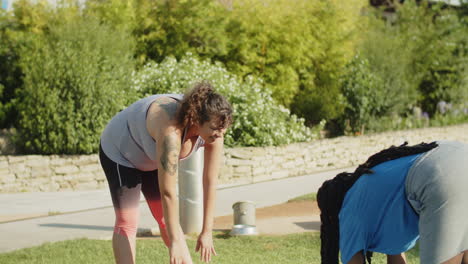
[146,96,181,140]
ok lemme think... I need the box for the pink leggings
[112,177,166,237]
[99,146,165,238]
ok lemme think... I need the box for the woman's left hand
[195,231,217,262]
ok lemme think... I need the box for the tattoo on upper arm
[160,135,179,175]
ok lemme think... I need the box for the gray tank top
[100,94,203,171]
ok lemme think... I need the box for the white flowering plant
[132,53,320,147]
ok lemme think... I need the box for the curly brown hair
[177,81,233,129]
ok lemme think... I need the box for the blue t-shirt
[339,154,422,264]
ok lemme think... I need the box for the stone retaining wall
[0,155,104,192]
[1,123,467,193]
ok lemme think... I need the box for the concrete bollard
[232,201,256,226]
[178,148,204,234]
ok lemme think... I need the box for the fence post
[178,148,204,234]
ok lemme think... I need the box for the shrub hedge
[87,0,366,119]
[339,0,468,134]
[14,17,136,154]
[0,0,466,154]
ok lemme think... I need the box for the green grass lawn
[288,192,317,202]
[0,232,420,264]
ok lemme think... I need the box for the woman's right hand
[170,240,193,264]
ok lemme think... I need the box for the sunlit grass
[0,232,420,264]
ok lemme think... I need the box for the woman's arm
[147,98,185,245]
[348,251,364,264]
[156,129,193,264]
[195,136,223,262]
[201,137,223,233]
[156,131,183,243]
[147,99,192,263]
[146,97,193,263]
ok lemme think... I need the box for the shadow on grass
[39,223,113,231]
[213,229,232,239]
[294,221,320,230]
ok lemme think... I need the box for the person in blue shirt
[317,141,468,264]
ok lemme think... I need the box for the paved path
[0,167,350,253]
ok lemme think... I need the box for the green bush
[0,0,83,129]
[365,107,468,134]
[396,1,468,115]
[357,12,418,118]
[99,0,231,65]
[84,0,137,32]
[341,0,468,136]
[132,53,318,147]
[288,0,366,124]
[86,0,366,121]
[14,17,136,154]
[222,0,366,118]
[220,0,315,106]
[0,10,21,128]
[339,55,386,134]
[357,1,468,118]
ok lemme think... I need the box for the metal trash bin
[230,201,258,236]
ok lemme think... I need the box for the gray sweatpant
[406,140,468,264]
